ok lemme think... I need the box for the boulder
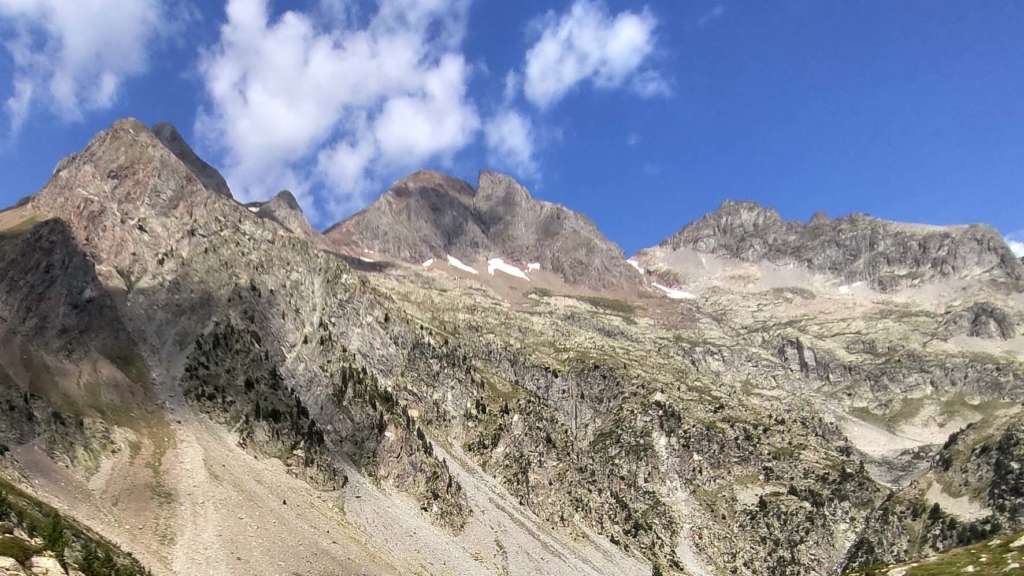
[0,556,28,576]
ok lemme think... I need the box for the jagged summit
[25,118,274,293]
[655,199,1023,291]
[271,189,301,210]
[255,189,315,237]
[152,121,232,198]
[327,169,639,291]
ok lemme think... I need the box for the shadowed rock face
[662,201,1024,291]
[152,122,232,198]
[326,170,639,291]
[0,219,134,357]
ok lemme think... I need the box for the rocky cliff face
[656,201,1023,291]
[151,123,232,199]
[842,414,1024,571]
[1,119,1022,576]
[252,190,315,237]
[326,170,639,291]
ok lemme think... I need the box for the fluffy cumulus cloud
[522,0,665,109]
[483,1,667,179]
[196,0,480,218]
[484,109,536,178]
[0,0,166,135]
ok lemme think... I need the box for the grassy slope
[846,532,1024,575]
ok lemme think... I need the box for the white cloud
[374,54,479,162]
[631,69,672,98]
[697,4,726,28]
[197,0,479,219]
[0,0,167,134]
[1006,231,1024,258]
[522,0,665,109]
[484,108,536,178]
[502,70,520,103]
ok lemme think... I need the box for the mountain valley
[0,118,1021,576]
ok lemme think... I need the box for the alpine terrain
[1,118,1022,576]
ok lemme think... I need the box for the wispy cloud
[697,4,726,28]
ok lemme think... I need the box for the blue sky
[1,0,1023,256]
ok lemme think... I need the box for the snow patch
[487,258,530,281]
[527,262,541,272]
[446,255,478,275]
[652,282,696,300]
[422,258,434,268]
[626,258,645,273]
[247,206,260,213]
[358,256,375,263]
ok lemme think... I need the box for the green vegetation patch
[847,532,1024,575]
[0,477,151,575]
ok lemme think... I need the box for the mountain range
[0,118,1021,576]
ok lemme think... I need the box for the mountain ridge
[646,199,1023,292]
[1,118,1022,576]
[326,168,642,291]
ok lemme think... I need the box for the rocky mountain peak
[391,170,476,199]
[151,122,232,198]
[36,118,218,216]
[476,170,533,204]
[270,189,301,211]
[26,118,251,289]
[255,190,315,237]
[714,199,783,223]
[659,201,1023,291]
[326,170,639,291]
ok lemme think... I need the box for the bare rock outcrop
[944,302,1016,340]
